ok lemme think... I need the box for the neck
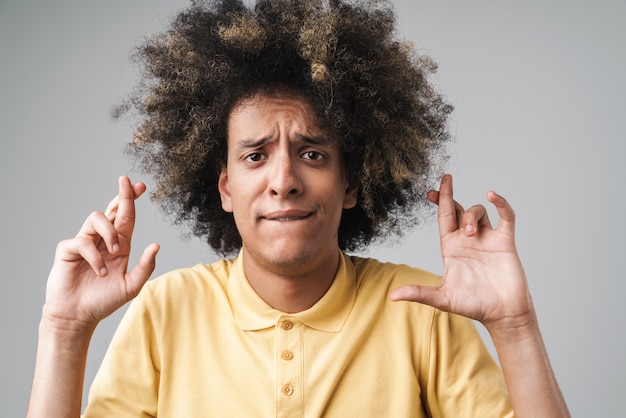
[241,247,340,313]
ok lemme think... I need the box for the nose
[268,153,302,198]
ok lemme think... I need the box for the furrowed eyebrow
[235,136,273,151]
[235,134,332,151]
[295,134,332,146]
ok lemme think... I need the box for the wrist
[484,309,540,346]
[481,289,539,343]
[39,307,97,350]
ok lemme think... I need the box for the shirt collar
[228,250,356,333]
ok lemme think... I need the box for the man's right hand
[42,176,159,332]
[27,176,159,418]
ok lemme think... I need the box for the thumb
[390,285,448,311]
[125,243,160,298]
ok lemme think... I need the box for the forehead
[227,94,327,138]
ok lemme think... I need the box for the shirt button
[281,350,294,361]
[282,384,295,396]
[281,320,294,330]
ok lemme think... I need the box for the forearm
[27,313,96,418]
[488,311,570,418]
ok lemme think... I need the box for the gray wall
[1,0,623,416]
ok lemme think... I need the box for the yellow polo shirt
[84,251,512,417]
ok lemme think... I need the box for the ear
[343,181,359,210]
[218,166,233,213]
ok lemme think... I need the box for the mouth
[271,215,312,221]
[261,210,315,222]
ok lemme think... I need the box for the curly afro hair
[122,0,453,256]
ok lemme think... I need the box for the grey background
[1,0,623,416]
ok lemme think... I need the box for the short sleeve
[424,310,513,417]
[83,288,160,417]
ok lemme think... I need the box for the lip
[260,209,315,221]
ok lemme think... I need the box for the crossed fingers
[427,174,515,238]
[68,177,147,277]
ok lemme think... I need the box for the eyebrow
[296,134,332,146]
[235,134,332,151]
[236,136,273,151]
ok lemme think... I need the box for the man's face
[218,94,358,274]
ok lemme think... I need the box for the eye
[245,152,265,162]
[301,151,324,161]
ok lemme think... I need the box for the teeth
[275,217,302,221]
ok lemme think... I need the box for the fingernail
[465,224,475,234]
[112,243,120,253]
[100,266,108,276]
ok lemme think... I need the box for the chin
[264,249,317,269]
[245,241,330,272]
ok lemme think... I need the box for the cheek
[226,176,262,213]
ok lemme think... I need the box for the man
[28,0,570,416]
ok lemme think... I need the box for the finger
[428,189,465,226]
[461,204,492,236]
[104,195,120,221]
[114,176,145,242]
[132,181,147,197]
[77,211,121,255]
[390,285,449,312]
[435,174,464,236]
[125,243,160,298]
[487,190,516,236]
[104,181,146,222]
[56,237,110,277]
[426,190,439,205]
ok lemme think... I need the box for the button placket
[275,316,302,417]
